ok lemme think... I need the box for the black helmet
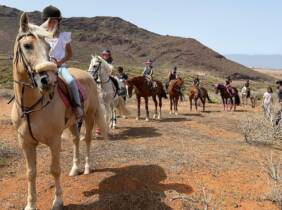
[42,5,62,23]
[102,49,111,55]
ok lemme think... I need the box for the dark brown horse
[188,85,212,112]
[168,78,184,115]
[215,83,240,111]
[126,76,167,121]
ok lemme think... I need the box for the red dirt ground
[0,96,280,210]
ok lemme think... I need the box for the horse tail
[235,94,241,105]
[116,96,130,116]
[161,86,168,99]
[95,99,108,139]
[207,94,213,103]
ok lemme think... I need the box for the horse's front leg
[195,98,198,111]
[50,139,63,210]
[158,95,162,119]
[152,95,158,118]
[230,98,234,111]
[112,108,117,129]
[189,97,192,112]
[136,96,141,120]
[169,96,173,115]
[175,96,179,115]
[22,139,37,210]
[222,96,226,111]
[69,125,80,176]
[84,112,94,174]
[145,97,149,121]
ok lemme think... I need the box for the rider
[225,76,233,95]
[166,66,178,90]
[193,75,200,87]
[277,80,282,103]
[244,79,251,97]
[42,5,83,120]
[117,66,128,81]
[101,49,120,94]
[142,59,155,89]
[116,66,128,100]
[168,66,178,81]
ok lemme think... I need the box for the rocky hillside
[0,5,274,81]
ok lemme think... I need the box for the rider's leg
[58,66,83,119]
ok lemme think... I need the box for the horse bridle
[90,60,110,84]
[12,32,55,142]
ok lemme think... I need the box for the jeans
[58,66,81,107]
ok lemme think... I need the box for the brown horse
[188,85,212,112]
[168,78,184,115]
[215,83,240,111]
[126,76,167,121]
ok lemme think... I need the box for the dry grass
[263,152,282,209]
[241,104,282,146]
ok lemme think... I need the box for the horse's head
[88,55,113,82]
[176,77,184,87]
[214,83,220,94]
[14,13,57,92]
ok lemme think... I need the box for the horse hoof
[158,115,161,120]
[136,117,140,121]
[175,112,178,115]
[51,202,64,210]
[24,205,36,210]
[145,118,149,122]
[169,111,172,115]
[153,114,157,119]
[69,168,80,176]
[84,167,91,175]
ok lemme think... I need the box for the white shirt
[45,32,71,63]
[263,92,272,105]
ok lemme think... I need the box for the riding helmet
[42,5,62,22]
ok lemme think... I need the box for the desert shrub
[263,152,282,209]
[241,104,282,146]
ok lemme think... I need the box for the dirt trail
[0,97,279,210]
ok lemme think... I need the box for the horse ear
[19,12,29,33]
[91,54,95,59]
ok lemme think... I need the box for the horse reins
[11,32,55,142]
[91,60,117,97]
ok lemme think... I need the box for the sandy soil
[0,96,280,210]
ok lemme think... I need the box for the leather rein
[12,32,55,142]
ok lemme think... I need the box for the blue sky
[1,0,281,55]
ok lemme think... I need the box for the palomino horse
[88,55,129,129]
[168,77,184,115]
[188,85,212,112]
[126,76,167,121]
[215,84,240,111]
[11,13,107,210]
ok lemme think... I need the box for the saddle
[57,77,87,108]
[110,76,126,97]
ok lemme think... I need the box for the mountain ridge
[0,5,274,82]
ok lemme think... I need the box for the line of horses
[10,13,248,210]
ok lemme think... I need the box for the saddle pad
[58,78,87,108]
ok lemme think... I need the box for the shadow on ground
[65,164,193,210]
[112,127,161,140]
[158,117,190,123]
